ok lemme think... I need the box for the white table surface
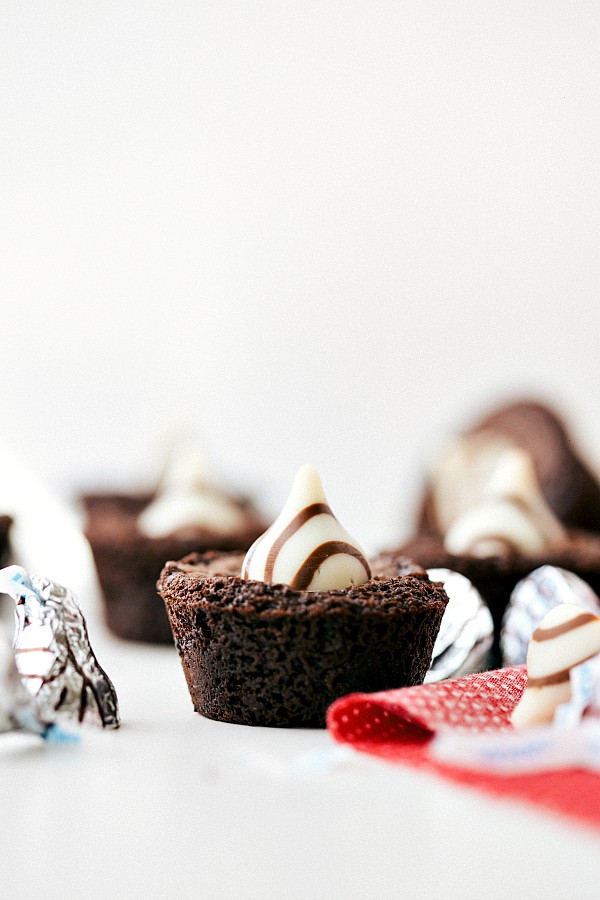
[4,629,600,900]
[2,455,600,900]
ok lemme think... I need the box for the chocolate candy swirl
[431,436,566,557]
[511,603,600,728]
[242,465,371,591]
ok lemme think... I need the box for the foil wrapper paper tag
[431,655,600,774]
[425,569,493,683]
[501,566,600,667]
[0,565,119,731]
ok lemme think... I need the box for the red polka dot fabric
[327,666,600,831]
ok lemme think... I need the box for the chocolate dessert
[84,491,265,644]
[0,516,11,565]
[159,465,447,727]
[401,531,600,651]
[397,400,600,654]
[158,550,447,727]
[418,400,600,537]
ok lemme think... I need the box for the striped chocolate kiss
[511,602,600,728]
[242,464,371,591]
[433,437,565,556]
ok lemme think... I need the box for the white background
[2,1,600,550]
[2,5,600,898]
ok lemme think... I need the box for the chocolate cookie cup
[418,400,600,538]
[399,399,600,660]
[158,551,447,728]
[83,492,265,644]
[398,531,600,658]
[0,516,11,565]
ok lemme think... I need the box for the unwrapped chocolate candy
[501,566,600,667]
[0,565,119,729]
[242,465,371,591]
[511,604,600,728]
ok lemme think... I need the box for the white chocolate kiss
[138,442,245,538]
[511,603,600,728]
[445,499,548,556]
[242,465,371,591]
[432,436,565,556]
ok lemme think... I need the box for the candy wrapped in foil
[425,568,494,682]
[501,566,600,668]
[0,624,49,736]
[0,565,119,729]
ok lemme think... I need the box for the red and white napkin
[327,667,600,831]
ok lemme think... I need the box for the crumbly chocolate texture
[418,400,600,535]
[398,531,600,661]
[158,551,446,727]
[83,493,266,644]
[0,516,11,565]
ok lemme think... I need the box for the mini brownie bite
[158,466,447,727]
[397,400,600,654]
[418,400,600,537]
[401,532,600,654]
[0,516,11,565]
[84,445,265,644]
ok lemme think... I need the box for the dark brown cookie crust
[397,531,600,659]
[158,551,447,728]
[0,515,11,565]
[418,400,600,536]
[473,401,600,532]
[83,492,266,644]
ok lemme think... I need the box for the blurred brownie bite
[397,400,600,651]
[84,445,265,643]
[0,516,11,566]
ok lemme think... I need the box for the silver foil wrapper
[0,565,119,729]
[425,568,494,682]
[0,624,48,736]
[501,565,600,668]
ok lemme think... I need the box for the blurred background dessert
[417,400,600,538]
[398,399,600,655]
[0,516,11,566]
[83,442,266,643]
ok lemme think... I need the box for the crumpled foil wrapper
[501,565,600,668]
[425,568,494,682]
[0,624,49,736]
[0,565,119,729]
